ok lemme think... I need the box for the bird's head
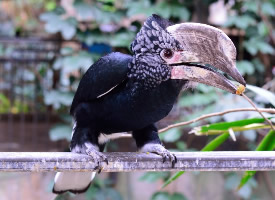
[128,14,246,93]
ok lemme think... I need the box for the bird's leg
[70,125,108,172]
[132,124,177,167]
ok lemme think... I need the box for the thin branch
[242,94,275,131]
[158,108,275,133]
[192,125,271,136]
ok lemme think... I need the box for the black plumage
[70,15,185,158]
[53,14,245,194]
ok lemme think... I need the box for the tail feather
[53,172,96,194]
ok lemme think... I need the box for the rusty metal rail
[0,151,274,172]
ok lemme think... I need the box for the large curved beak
[166,23,246,94]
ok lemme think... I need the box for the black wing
[70,52,132,114]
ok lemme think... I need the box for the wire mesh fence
[0,36,68,152]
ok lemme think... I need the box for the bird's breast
[97,80,185,133]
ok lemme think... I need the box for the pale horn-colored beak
[166,23,246,94]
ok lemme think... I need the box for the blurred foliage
[0,0,274,199]
[151,192,188,200]
[139,171,171,183]
[0,93,29,114]
[238,130,275,190]
[84,178,123,200]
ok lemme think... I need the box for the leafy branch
[159,108,275,133]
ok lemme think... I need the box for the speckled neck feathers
[127,15,182,90]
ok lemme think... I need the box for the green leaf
[238,130,275,189]
[0,93,11,113]
[151,192,170,200]
[60,47,74,56]
[44,90,74,109]
[161,171,185,188]
[45,1,57,11]
[139,172,170,183]
[53,58,64,70]
[74,2,94,20]
[40,12,77,40]
[159,128,181,143]
[62,52,93,72]
[235,15,256,29]
[236,60,255,75]
[257,41,274,55]
[126,0,152,17]
[162,133,229,188]
[85,186,123,200]
[252,58,265,73]
[153,2,190,21]
[61,18,77,40]
[98,188,123,200]
[154,2,172,18]
[175,141,187,151]
[256,130,275,151]
[171,6,190,21]
[199,118,267,133]
[110,32,135,47]
[224,15,256,29]
[243,38,258,55]
[201,132,230,151]
[243,1,258,13]
[49,124,72,141]
[244,37,274,55]
[171,193,188,200]
[257,22,269,37]
[261,2,275,16]
[246,85,275,107]
[238,181,256,199]
[238,171,256,191]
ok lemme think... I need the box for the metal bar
[0,36,77,43]
[0,151,274,172]
[0,58,55,63]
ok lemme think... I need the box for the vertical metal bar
[0,62,3,146]
[31,62,38,150]
[7,61,14,148]
[0,62,2,122]
[20,63,25,148]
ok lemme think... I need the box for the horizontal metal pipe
[0,151,274,172]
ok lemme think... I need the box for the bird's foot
[71,142,108,173]
[140,143,177,167]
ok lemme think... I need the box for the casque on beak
[165,23,246,94]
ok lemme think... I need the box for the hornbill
[53,15,245,194]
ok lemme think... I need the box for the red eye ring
[161,49,173,59]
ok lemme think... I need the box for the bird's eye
[161,49,174,59]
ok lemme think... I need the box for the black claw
[174,155,178,163]
[104,158,109,165]
[163,156,167,163]
[172,160,175,168]
[94,165,99,171]
[98,167,102,174]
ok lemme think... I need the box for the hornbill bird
[53,15,245,194]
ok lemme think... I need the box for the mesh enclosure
[0,37,68,151]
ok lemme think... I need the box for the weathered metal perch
[0,152,274,172]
